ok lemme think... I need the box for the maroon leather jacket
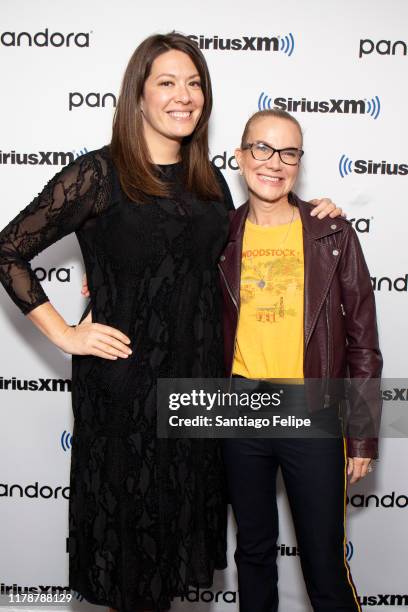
[218,194,383,458]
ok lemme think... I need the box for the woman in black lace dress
[0,33,232,612]
[0,33,341,612]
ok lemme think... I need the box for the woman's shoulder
[59,146,117,201]
[77,145,113,175]
[291,192,352,234]
[55,146,118,213]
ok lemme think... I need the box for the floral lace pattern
[0,147,234,611]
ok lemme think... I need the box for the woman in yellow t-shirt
[219,109,382,612]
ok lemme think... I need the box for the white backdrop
[0,0,407,610]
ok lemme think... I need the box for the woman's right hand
[58,311,132,360]
[27,301,132,361]
[77,276,130,359]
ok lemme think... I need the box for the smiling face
[141,49,205,157]
[235,115,302,209]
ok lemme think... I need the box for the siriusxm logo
[339,155,408,178]
[359,38,407,58]
[382,387,408,401]
[0,147,87,166]
[339,156,353,177]
[73,147,88,158]
[188,33,294,55]
[276,542,352,560]
[258,92,381,119]
[0,376,71,392]
[0,584,71,595]
[276,543,299,556]
[61,430,73,452]
[345,541,354,561]
[0,29,90,48]
[359,594,408,606]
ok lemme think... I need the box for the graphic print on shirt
[241,243,303,325]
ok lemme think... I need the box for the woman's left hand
[347,457,373,484]
[309,198,345,219]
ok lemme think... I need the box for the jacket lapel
[294,195,344,348]
[218,203,249,308]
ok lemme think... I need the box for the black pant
[223,436,361,612]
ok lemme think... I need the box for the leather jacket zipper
[218,264,240,387]
[218,264,238,311]
[325,295,331,407]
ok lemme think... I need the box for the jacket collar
[229,193,345,242]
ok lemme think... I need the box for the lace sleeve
[0,149,111,315]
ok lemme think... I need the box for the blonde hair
[240,109,303,148]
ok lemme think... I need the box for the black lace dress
[0,147,233,611]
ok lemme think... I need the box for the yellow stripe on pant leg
[342,437,362,612]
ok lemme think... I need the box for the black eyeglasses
[242,142,304,165]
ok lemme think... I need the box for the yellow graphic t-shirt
[233,217,304,379]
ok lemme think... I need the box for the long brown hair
[111,32,223,203]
